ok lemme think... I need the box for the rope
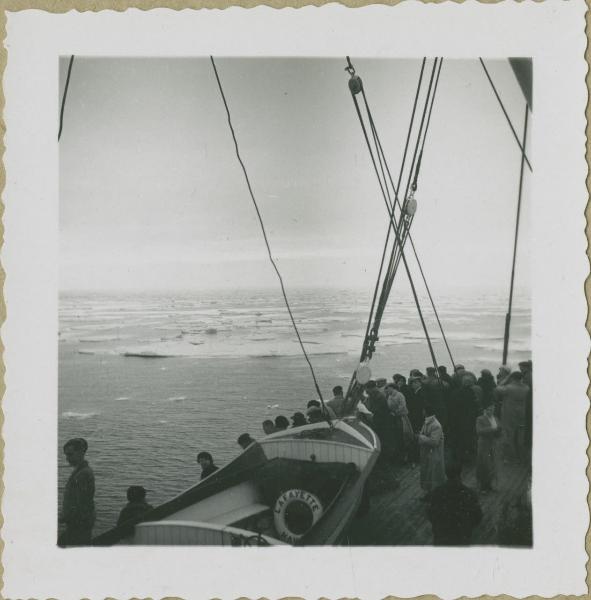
[58,55,75,141]
[344,59,425,400]
[360,61,429,342]
[344,59,426,404]
[375,59,456,369]
[347,72,402,362]
[346,59,440,376]
[418,58,443,158]
[479,58,532,172]
[363,60,456,369]
[363,60,437,321]
[209,56,330,420]
[502,101,529,364]
[370,61,444,378]
[372,60,438,301]
[348,58,425,363]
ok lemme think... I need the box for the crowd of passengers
[58,360,532,547]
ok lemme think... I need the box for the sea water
[58,287,531,534]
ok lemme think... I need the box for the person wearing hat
[477,369,497,409]
[409,369,424,380]
[385,382,414,464]
[424,366,448,431]
[496,364,512,386]
[418,402,446,498]
[495,371,529,463]
[447,374,480,466]
[365,380,396,460]
[58,437,95,546]
[408,376,428,433]
[291,412,307,428]
[437,365,452,387]
[424,367,439,387]
[117,485,154,527]
[451,364,466,389]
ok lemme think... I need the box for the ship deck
[347,459,532,546]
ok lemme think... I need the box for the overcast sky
[59,57,531,295]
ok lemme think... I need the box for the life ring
[273,489,324,544]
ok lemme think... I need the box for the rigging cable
[58,55,75,141]
[354,58,426,363]
[209,56,330,420]
[502,101,529,364]
[479,58,532,172]
[364,59,456,369]
[364,59,438,313]
[369,60,446,379]
[396,62,457,368]
[360,59,447,373]
[345,57,421,362]
[346,58,440,376]
[342,58,426,404]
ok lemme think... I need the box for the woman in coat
[418,404,446,495]
[476,403,502,493]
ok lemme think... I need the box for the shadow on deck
[347,459,532,546]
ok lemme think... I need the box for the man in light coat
[495,371,529,462]
[418,403,446,498]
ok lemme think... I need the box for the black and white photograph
[3,4,588,599]
[58,56,533,548]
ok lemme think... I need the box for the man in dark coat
[406,377,430,465]
[423,367,448,431]
[59,437,95,546]
[448,375,479,465]
[426,462,482,545]
[407,376,428,433]
[437,365,453,387]
[477,369,497,409]
[450,364,467,390]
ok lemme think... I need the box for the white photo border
[2,3,589,599]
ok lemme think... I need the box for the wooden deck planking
[347,460,531,546]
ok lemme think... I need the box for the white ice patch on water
[62,411,99,419]
[79,335,127,342]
